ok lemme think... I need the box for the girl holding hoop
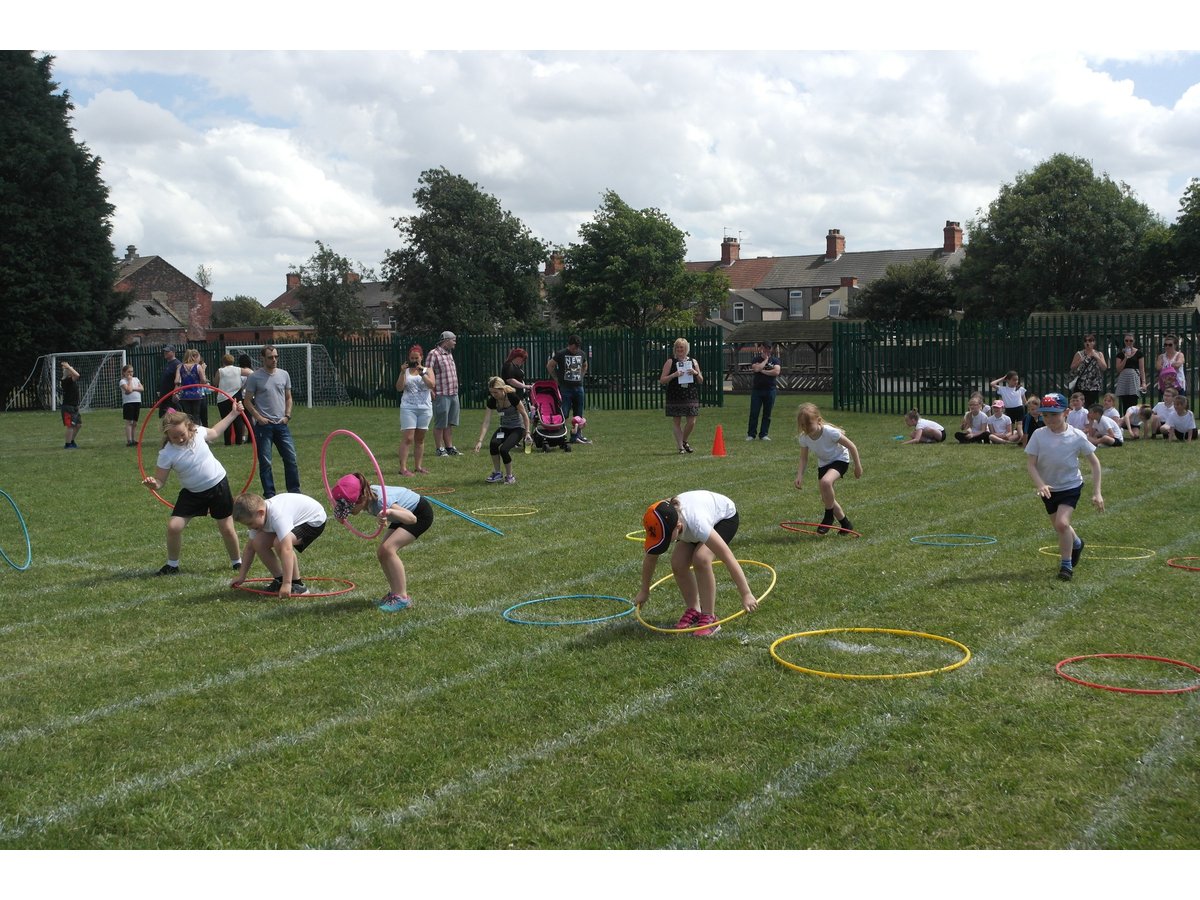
[142,406,246,576]
[635,491,757,637]
[397,344,435,476]
[794,402,862,534]
[331,473,434,612]
[474,377,531,485]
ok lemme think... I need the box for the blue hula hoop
[503,594,635,626]
[910,533,997,547]
[0,489,33,571]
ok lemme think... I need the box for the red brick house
[267,271,396,334]
[115,245,212,344]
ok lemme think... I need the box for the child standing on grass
[990,371,1028,428]
[60,360,82,449]
[634,491,758,637]
[331,473,434,612]
[795,402,862,534]
[119,364,143,446]
[1024,393,1104,582]
[231,491,327,598]
[142,407,245,576]
[474,377,531,485]
[901,409,945,443]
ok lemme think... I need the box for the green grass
[1,397,1198,849]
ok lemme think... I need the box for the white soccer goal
[5,350,128,412]
[226,343,349,408]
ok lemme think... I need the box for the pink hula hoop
[320,429,387,540]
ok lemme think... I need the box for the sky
[14,3,1200,306]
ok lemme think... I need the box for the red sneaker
[693,613,721,637]
[674,608,701,630]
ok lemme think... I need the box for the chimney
[825,229,845,260]
[125,245,138,261]
[840,276,858,288]
[721,236,741,266]
[544,253,564,275]
[286,272,301,291]
[943,221,963,253]
[344,271,361,284]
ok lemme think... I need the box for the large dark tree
[1173,177,1200,298]
[852,258,956,322]
[293,240,374,340]
[0,52,126,402]
[551,190,728,330]
[382,167,547,334]
[956,153,1177,319]
[211,295,295,329]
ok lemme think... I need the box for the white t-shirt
[252,493,327,538]
[1025,425,1096,492]
[1066,407,1089,430]
[913,418,944,435]
[799,424,850,466]
[1165,408,1196,433]
[218,364,245,394]
[1102,407,1121,422]
[1090,415,1121,441]
[675,490,736,545]
[962,409,988,431]
[997,385,1026,409]
[1152,401,1174,420]
[987,412,1012,435]
[120,377,143,405]
[155,427,226,492]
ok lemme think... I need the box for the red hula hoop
[138,385,257,511]
[1166,557,1200,572]
[780,521,862,538]
[320,429,387,540]
[1055,653,1200,695]
[232,577,357,598]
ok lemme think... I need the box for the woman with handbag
[1069,334,1107,407]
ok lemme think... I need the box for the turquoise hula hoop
[0,489,32,571]
[503,594,635,626]
[910,533,997,547]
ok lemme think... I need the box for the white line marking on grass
[0,636,574,843]
[1068,695,1200,850]
[323,655,750,849]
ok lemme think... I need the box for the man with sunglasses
[242,345,301,498]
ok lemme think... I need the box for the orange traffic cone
[712,424,727,457]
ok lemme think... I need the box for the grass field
[1,395,1198,850]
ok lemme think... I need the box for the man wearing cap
[1024,392,1104,581]
[548,335,590,444]
[158,345,182,418]
[633,491,757,637]
[428,331,461,457]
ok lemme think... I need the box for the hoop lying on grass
[780,521,862,537]
[625,529,645,543]
[770,627,972,680]
[320,429,386,540]
[1037,545,1154,561]
[1166,557,1200,571]
[0,488,32,571]
[232,577,357,598]
[1055,653,1200,695]
[910,534,997,546]
[502,595,635,626]
[635,559,776,635]
[137,385,257,510]
[471,507,538,517]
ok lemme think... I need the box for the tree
[1173,178,1200,298]
[382,167,548,334]
[956,153,1177,319]
[195,264,213,291]
[852,259,956,322]
[293,241,374,340]
[550,190,728,330]
[211,295,294,328]
[0,52,126,402]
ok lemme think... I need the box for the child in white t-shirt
[232,491,328,598]
[795,403,863,534]
[1066,392,1090,430]
[1086,404,1122,447]
[1166,395,1197,442]
[1150,387,1179,439]
[985,400,1018,444]
[901,410,946,443]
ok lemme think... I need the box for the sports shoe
[266,576,284,593]
[446,447,462,456]
[379,593,412,612]
[155,563,180,576]
[759,435,771,441]
[574,435,592,445]
[291,580,308,595]
[683,442,694,453]
[436,448,449,457]
[504,474,517,485]
[816,510,836,535]
[674,608,702,630]
[486,471,505,483]
[745,435,756,441]
[1057,565,1073,582]
[679,447,687,454]
[231,560,242,570]
[693,613,721,637]
[838,517,853,534]
[1071,538,1085,568]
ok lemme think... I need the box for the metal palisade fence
[833,310,1199,416]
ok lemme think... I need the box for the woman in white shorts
[397,344,435,476]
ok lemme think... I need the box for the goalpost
[226,343,350,408]
[5,350,128,412]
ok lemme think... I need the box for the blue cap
[1039,392,1068,413]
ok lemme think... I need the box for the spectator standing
[175,348,208,426]
[119,364,144,446]
[549,335,590,443]
[1069,333,1107,407]
[216,353,252,446]
[501,347,533,400]
[1113,334,1147,413]
[397,344,435,475]
[746,341,781,441]
[158,345,182,417]
[241,345,300,498]
[428,331,462,457]
[1156,334,1187,394]
[661,337,703,454]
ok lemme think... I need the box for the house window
[818,289,834,299]
[788,289,804,317]
[733,301,745,324]
[827,299,841,318]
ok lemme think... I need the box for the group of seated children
[1123,386,1196,442]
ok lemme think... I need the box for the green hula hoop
[0,489,32,571]
[770,627,971,680]
[635,559,776,635]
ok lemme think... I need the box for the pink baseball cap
[331,474,365,520]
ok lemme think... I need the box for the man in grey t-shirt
[241,345,300,498]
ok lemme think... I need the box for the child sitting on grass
[901,409,945,444]
[331,473,434,612]
[232,491,327,598]
[1085,404,1123,447]
[985,400,1019,444]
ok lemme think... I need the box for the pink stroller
[530,380,571,452]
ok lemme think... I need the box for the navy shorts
[1040,485,1081,515]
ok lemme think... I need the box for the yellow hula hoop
[625,529,646,543]
[770,627,971,680]
[1036,544,1156,561]
[470,506,539,517]
[635,559,777,634]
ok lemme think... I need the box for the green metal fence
[834,310,1199,416]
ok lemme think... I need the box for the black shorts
[123,402,141,422]
[388,497,434,539]
[1040,485,1081,515]
[683,511,740,548]
[173,476,234,520]
[290,520,327,553]
[817,460,849,480]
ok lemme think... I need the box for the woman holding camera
[397,344,436,476]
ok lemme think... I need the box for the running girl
[794,402,862,534]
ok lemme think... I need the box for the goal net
[225,343,349,408]
[5,350,128,412]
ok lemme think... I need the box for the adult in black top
[158,345,182,417]
[747,341,781,440]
